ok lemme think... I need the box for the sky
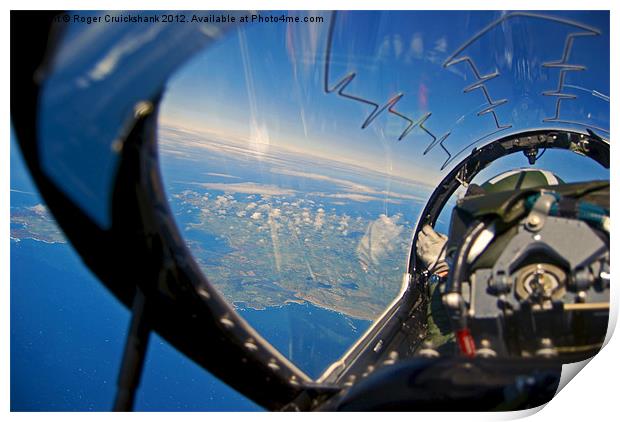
[160,10,610,184]
[31,10,610,228]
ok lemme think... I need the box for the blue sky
[160,10,609,183]
[32,10,609,228]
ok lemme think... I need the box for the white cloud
[159,122,440,188]
[314,213,325,230]
[410,33,424,58]
[271,167,373,193]
[434,37,448,53]
[205,172,241,179]
[30,204,47,215]
[199,182,296,196]
[357,214,404,272]
[271,168,425,203]
[394,35,404,58]
[312,192,402,204]
[215,195,229,207]
[250,212,262,220]
[299,209,312,224]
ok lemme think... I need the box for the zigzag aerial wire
[542,27,608,133]
[323,11,605,171]
[437,55,512,170]
[322,11,452,163]
[443,56,512,132]
[438,11,605,168]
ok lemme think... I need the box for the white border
[3,1,618,420]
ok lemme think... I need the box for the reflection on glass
[158,10,609,375]
[159,14,434,375]
[158,119,424,375]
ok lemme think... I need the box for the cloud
[314,212,325,230]
[357,214,404,271]
[215,195,230,207]
[385,191,425,201]
[198,182,296,196]
[409,33,424,59]
[311,192,402,204]
[160,122,442,190]
[394,34,403,58]
[434,37,448,53]
[271,168,425,202]
[158,125,293,169]
[205,172,241,179]
[250,212,262,220]
[30,204,48,215]
[271,167,373,192]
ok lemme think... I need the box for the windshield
[155,10,609,377]
[33,9,609,381]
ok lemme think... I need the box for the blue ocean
[10,235,371,411]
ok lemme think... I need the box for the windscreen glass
[157,11,609,377]
[32,10,609,379]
